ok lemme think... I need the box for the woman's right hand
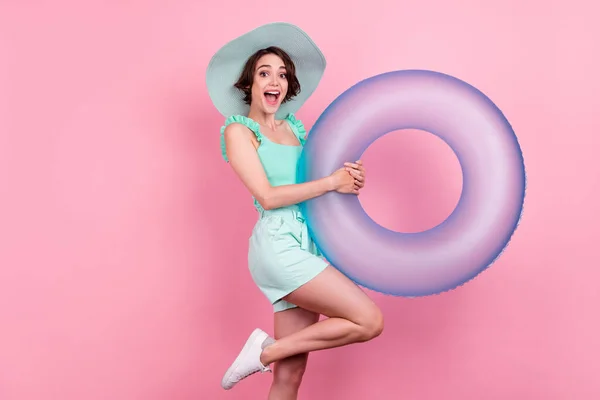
[328,168,359,194]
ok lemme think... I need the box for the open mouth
[264,90,280,105]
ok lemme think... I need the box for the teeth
[265,91,280,95]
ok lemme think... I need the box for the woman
[206,23,384,398]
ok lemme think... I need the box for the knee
[273,359,307,389]
[356,306,384,341]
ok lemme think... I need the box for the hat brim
[206,22,326,120]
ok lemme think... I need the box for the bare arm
[223,123,341,210]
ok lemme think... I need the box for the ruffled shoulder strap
[220,115,262,162]
[285,113,307,146]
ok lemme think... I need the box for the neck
[248,104,278,130]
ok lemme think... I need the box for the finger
[347,168,364,180]
[344,162,360,169]
[345,166,365,177]
[346,163,365,174]
[355,180,364,188]
[346,166,364,177]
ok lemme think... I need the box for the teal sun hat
[206,22,327,120]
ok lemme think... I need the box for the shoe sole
[221,328,265,390]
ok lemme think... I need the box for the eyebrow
[257,64,286,70]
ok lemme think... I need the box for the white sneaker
[221,328,275,390]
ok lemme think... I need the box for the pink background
[1,1,599,399]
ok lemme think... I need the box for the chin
[261,90,285,114]
[262,102,282,114]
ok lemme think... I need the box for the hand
[328,167,359,194]
[344,160,366,190]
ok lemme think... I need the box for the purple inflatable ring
[298,70,526,296]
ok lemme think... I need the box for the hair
[234,46,301,105]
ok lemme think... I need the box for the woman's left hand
[344,160,366,191]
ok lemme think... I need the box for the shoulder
[220,115,261,163]
[221,115,262,138]
[284,113,307,145]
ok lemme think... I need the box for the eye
[259,71,268,77]
[279,73,287,79]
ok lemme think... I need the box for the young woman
[206,23,384,399]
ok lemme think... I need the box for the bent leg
[260,265,384,366]
[268,307,320,400]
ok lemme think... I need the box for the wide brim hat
[206,22,326,120]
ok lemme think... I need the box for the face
[250,53,289,114]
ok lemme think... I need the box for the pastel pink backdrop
[1,1,598,399]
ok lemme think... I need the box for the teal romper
[220,114,329,313]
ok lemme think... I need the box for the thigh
[283,265,380,323]
[272,307,320,372]
[274,306,320,339]
[249,215,328,305]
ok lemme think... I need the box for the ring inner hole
[357,129,463,233]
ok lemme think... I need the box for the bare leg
[260,265,384,366]
[268,307,320,400]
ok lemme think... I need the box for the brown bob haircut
[234,46,301,105]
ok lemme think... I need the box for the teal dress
[220,114,328,313]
